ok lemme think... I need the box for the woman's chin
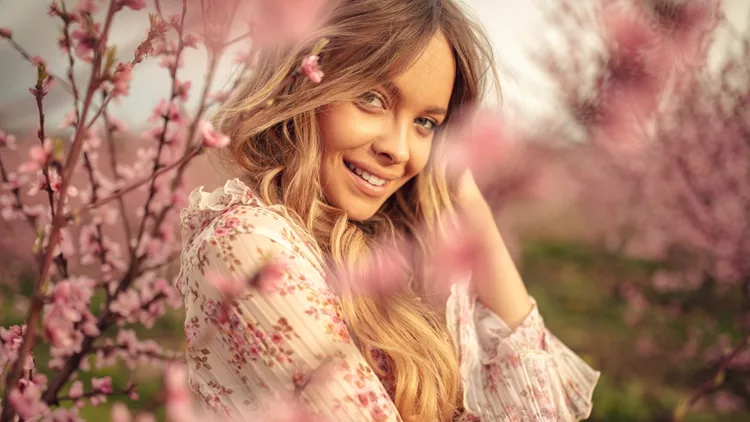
[342,205,377,222]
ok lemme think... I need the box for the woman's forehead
[390,33,456,114]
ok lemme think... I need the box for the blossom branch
[675,333,750,421]
[0,1,121,419]
[130,0,189,261]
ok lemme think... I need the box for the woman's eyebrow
[383,81,448,117]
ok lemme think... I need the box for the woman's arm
[449,170,600,421]
[455,169,532,330]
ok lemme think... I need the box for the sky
[0,0,747,136]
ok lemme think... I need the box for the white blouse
[176,178,600,421]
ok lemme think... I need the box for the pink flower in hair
[199,120,230,148]
[301,55,324,83]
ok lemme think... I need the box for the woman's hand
[454,168,485,209]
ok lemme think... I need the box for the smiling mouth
[344,160,389,187]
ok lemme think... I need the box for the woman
[177,0,600,420]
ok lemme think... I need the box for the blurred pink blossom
[199,120,230,148]
[68,380,84,399]
[19,138,53,173]
[248,0,330,49]
[0,129,17,150]
[118,0,147,11]
[111,63,134,98]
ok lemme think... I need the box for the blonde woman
[177,0,600,420]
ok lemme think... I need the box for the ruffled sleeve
[177,179,401,421]
[446,282,600,421]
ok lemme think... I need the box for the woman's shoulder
[179,178,324,272]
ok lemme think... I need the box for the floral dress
[176,178,601,421]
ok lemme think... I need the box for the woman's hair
[212,1,497,420]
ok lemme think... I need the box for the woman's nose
[371,122,410,165]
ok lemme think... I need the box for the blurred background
[2,0,750,420]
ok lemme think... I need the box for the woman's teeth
[345,162,387,186]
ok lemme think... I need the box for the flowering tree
[524,0,750,418]
[0,0,331,420]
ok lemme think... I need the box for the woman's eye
[415,117,438,131]
[358,91,386,109]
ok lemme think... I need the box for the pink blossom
[29,75,55,97]
[247,0,328,49]
[48,407,83,421]
[159,54,184,72]
[199,120,230,148]
[430,219,484,294]
[111,403,133,422]
[174,79,192,101]
[444,110,511,187]
[30,55,46,67]
[9,380,48,420]
[118,0,146,11]
[165,365,195,422]
[19,138,53,173]
[209,91,230,103]
[68,380,84,399]
[111,62,134,98]
[0,27,12,38]
[51,277,95,322]
[59,110,78,129]
[110,290,142,319]
[0,325,27,367]
[74,0,98,16]
[183,34,199,49]
[48,2,62,17]
[590,3,672,149]
[254,259,290,293]
[149,99,184,124]
[650,0,721,67]
[206,272,246,297]
[71,23,101,62]
[0,129,17,150]
[107,116,128,132]
[300,55,324,83]
[92,376,113,394]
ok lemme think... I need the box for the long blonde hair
[213,1,497,420]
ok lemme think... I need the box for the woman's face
[318,32,457,221]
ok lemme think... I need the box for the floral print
[177,178,600,421]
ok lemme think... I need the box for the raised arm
[449,170,600,421]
